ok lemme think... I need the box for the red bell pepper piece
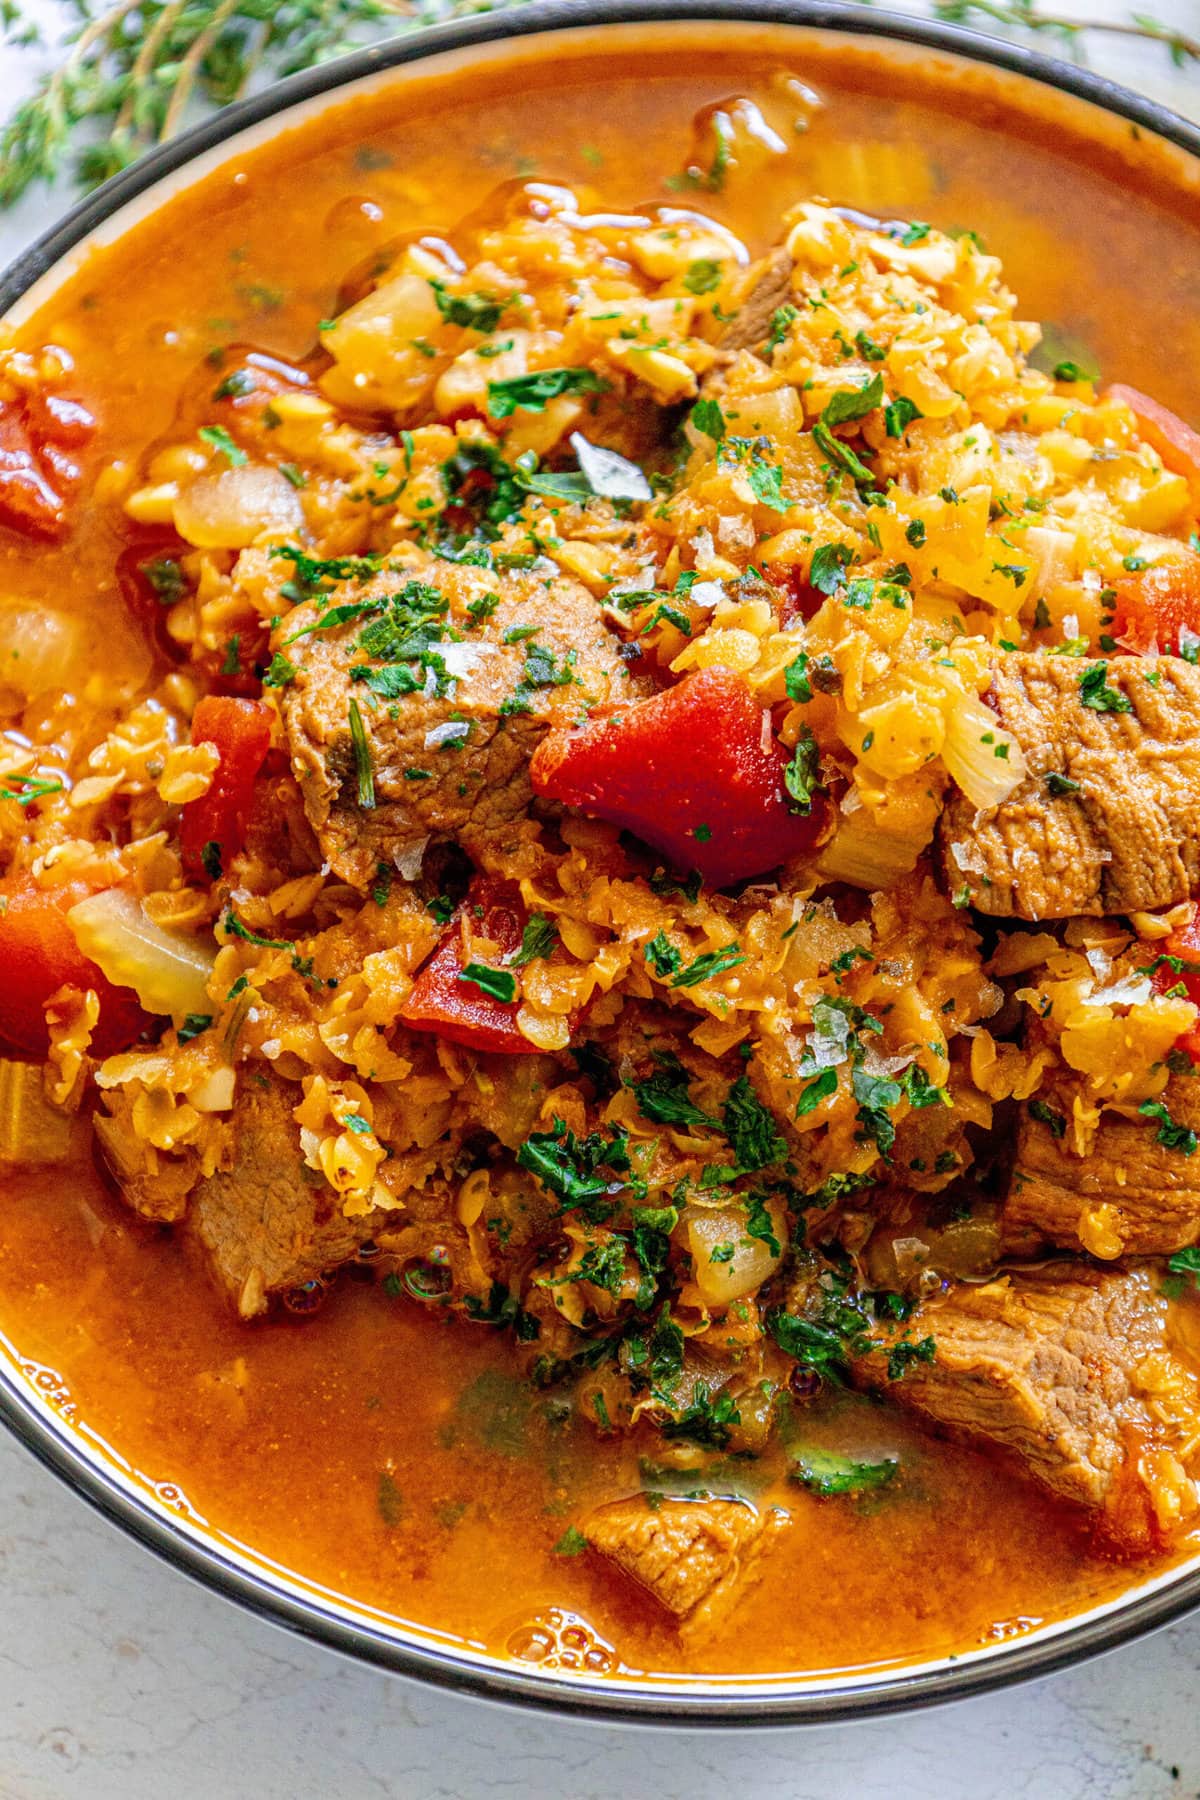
[1109,383,1200,496]
[401,876,581,1056]
[0,876,149,1057]
[1112,551,1200,655]
[0,390,95,541]
[529,666,826,888]
[180,696,273,883]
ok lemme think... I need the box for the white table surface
[2,6,1199,1795]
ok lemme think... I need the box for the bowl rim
[4,0,1200,1726]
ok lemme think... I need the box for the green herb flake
[458,962,517,1004]
[198,424,247,467]
[683,259,723,295]
[1139,1097,1198,1155]
[670,943,747,989]
[487,367,607,419]
[377,1471,404,1527]
[1078,662,1133,715]
[690,397,726,443]
[789,1447,898,1497]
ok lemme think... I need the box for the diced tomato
[0,877,149,1057]
[1112,550,1200,655]
[180,696,273,883]
[1109,383,1200,497]
[0,389,96,542]
[1152,906,1200,1065]
[771,565,825,626]
[529,666,828,888]
[401,876,583,1056]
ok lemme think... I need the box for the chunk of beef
[939,654,1200,919]
[855,1265,1198,1548]
[279,552,635,886]
[1004,1077,1200,1258]
[585,1494,784,1621]
[186,1078,401,1318]
[718,249,794,354]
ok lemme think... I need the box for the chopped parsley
[796,1067,838,1116]
[516,1117,640,1222]
[884,396,922,438]
[660,1385,740,1450]
[430,280,504,332]
[885,1336,937,1380]
[486,367,607,419]
[1078,662,1132,715]
[1139,1097,1198,1156]
[784,653,812,703]
[508,913,558,968]
[783,728,820,815]
[690,397,726,443]
[747,451,787,513]
[766,304,798,353]
[789,1447,898,1497]
[683,259,723,295]
[723,1075,786,1170]
[631,1052,721,1130]
[139,555,186,606]
[458,962,517,1004]
[1043,771,1080,796]
[262,650,297,688]
[670,943,747,988]
[744,1191,781,1258]
[809,542,854,595]
[1028,1098,1066,1138]
[462,1281,540,1340]
[198,424,246,466]
[644,931,682,978]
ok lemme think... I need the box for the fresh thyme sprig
[0,0,522,207]
[932,1,1200,68]
[0,0,1196,211]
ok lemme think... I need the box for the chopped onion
[817,806,933,890]
[191,1066,236,1112]
[424,720,470,749]
[1084,974,1154,1009]
[0,601,83,699]
[608,558,658,601]
[940,691,1027,810]
[394,837,428,881]
[568,433,652,501]
[1024,526,1076,593]
[67,889,214,1019]
[173,465,303,550]
[687,1205,783,1304]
